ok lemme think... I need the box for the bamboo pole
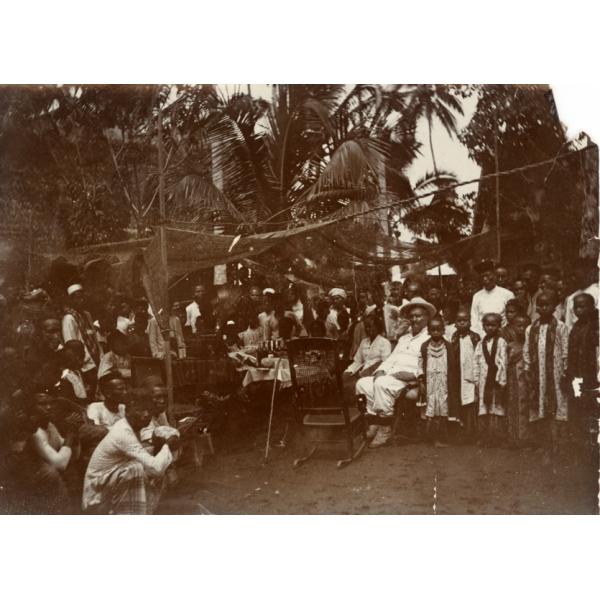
[494,117,501,262]
[157,93,175,424]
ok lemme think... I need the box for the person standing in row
[470,260,514,338]
[473,313,508,446]
[450,308,480,441]
[417,316,459,448]
[523,291,569,460]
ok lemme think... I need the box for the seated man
[356,297,434,448]
[26,386,80,511]
[0,403,71,514]
[82,389,178,514]
[87,372,127,427]
[139,375,170,444]
[97,330,132,380]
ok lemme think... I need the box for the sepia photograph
[0,82,597,516]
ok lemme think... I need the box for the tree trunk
[428,116,438,175]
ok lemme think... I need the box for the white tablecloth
[241,358,292,388]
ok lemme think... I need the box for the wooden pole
[494,118,501,262]
[263,358,282,464]
[157,93,175,424]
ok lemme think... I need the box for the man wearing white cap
[62,283,103,395]
[325,288,349,340]
[356,297,434,448]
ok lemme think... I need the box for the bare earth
[159,430,599,515]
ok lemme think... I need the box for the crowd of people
[0,254,598,514]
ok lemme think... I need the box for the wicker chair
[286,337,367,468]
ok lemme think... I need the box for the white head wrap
[328,288,347,299]
[67,283,83,296]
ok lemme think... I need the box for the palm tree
[406,84,464,176]
[175,84,421,232]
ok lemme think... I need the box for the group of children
[416,290,598,457]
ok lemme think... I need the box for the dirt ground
[158,415,599,515]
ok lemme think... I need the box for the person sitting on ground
[139,376,170,444]
[27,387,79,498]
[470,260,515,338]
[97,330,132,380]
[0,402,71,514]
[82,389,178,514]
[24,314,63,375]
[87,372,127,427]
[57,340,88,404]
[356,297,435,448]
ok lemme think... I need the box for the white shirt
[458,335,477,406]
[383,302,406,341]
[117,315,133,334]
[185,301,201,334]
[61,368,87,400]
[377,327,430,377]
[87,402,126,427]
[140,412,170,443]
[62,312,102,372]
[470,285,515,337]
[83,418,173,510]
[565,282,599,330]
[345,335,392,376]
[31,422,72,472]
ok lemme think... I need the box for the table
[241,357,292,388]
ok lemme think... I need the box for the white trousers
[355,375,407,417]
